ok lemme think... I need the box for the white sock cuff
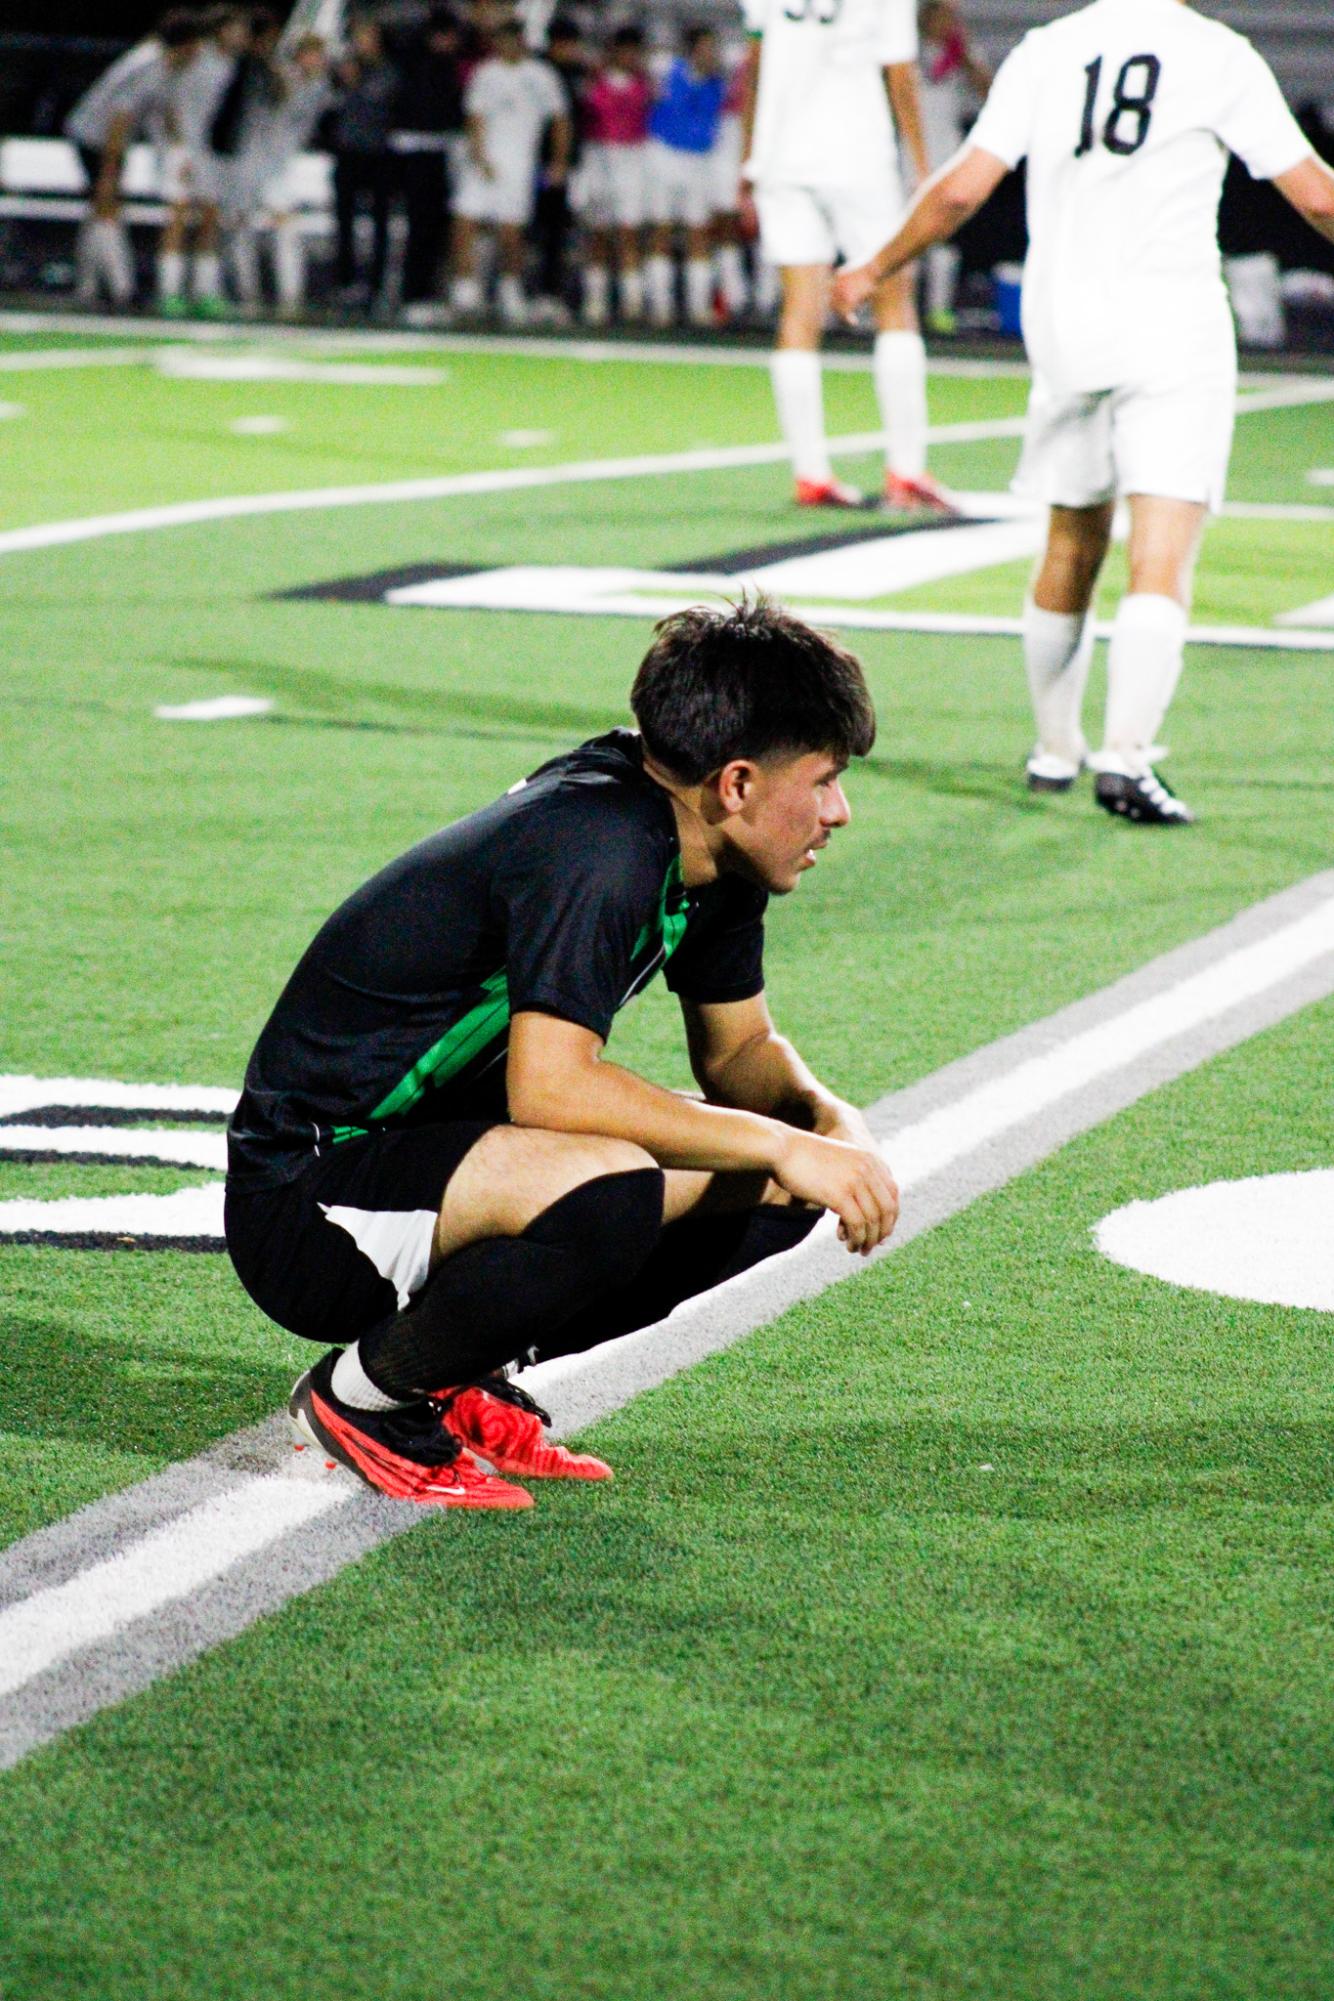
[1024,599,1086,646]
[874,328,925,360]
[330,1342,414,1412]
[1115,593,1187,638]
[771,347,820,385]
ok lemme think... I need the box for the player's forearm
[700,1028,851,1135]
[864,154,986,279]
[885,62,929,184]
[1273,155,1334,245]
[510,1053,789,1174]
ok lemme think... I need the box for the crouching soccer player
[224,601,900,1511]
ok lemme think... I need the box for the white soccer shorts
[159,144,225,207]
[454,159,537,228]
[575,143,647,229]
[644,141,715,230]
[710,114,745,216]
[1016,361,1238,515]
[753,167,904,271]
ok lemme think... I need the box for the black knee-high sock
[357,1167,664,1399]
[531,1203,821,1366]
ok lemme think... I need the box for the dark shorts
[224,1121,495,1342]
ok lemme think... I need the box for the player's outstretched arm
[885,61,930,186]
[1272,154,1334,247]
[831,144,1008,320]
[508,1009,899,1254]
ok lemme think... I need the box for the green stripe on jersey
[369,967,510,1122]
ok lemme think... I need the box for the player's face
[724,750,852,895]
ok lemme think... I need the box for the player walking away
[157,6,250,317]
[65,15,191,309]
[740,0,952,516]
[224,600,899,1511]
[226,31,332,316]
[578,25,653,328]
[916,2,989,334]
[834,0,1334,824]
[451,13,570,325]
[644,28,727,330]
[329,18,400,312]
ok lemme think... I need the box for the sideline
[1,869,1333,1766]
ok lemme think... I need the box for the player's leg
[1022,500,1113,790]
[616,147,647,321]
[449,199,484,316]
[758,185,860,509]
[683,219,714,327]
[583,221,612,324]
[496,220,529,325]
[644,144,680,327]
[1091,366,1232,824]
[191,194,224,315]
[156,146,192,312]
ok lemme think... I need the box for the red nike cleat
[290,1354,533,1509]
[434,1376,613,1481]
[795,476,867,509]
[881,470,961,516]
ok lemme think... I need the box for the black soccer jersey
[227,730,768,1190]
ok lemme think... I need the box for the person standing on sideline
[226,31,332,315]
[916,1,989,333]
[450,12,570,326]
[156,6,250,316]
[577,25,653,327]
[330,17,400,311]
[740,0,951,515]
[224,599,898,1510]
[644,27,727,330]
[531,15,587,326]
[64,15,188,307]
[390,7,465,324]
[835,0,1334,823]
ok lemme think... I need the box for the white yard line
[5,876,1334,1713]
[0,345,151,373]
[0,1477,347,1701]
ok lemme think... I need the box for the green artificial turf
[2,332,1333,1998]
[2,1002,1332,2001]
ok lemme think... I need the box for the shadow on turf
[0,1315,292,1462]
[174,654,619,746]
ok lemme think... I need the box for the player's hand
[814,1101,878,1155]
[773,1129,900,1256]
[831,261,876,324]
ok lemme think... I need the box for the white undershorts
[575,143,647,229]
[710,113,745,214]
[159,144,225,207]
[1015,360,1238,515]
[753,166,903,270]
[644,140,714,230]
[454,158,538,228]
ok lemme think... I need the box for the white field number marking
[1096,1170,1334,1312]
[0,1477,350,1700]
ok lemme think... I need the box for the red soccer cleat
[434,1376,613,1481]
[290,1354,533,1509]
[881,470,961,516]
[795,476,867,510]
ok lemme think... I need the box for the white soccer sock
[1101,593,1188,774]
[874,328,928,479]
[685,257,713,324]
[582,262,610,324]
[925,242,960,320]
[193,251,222,300]
[331,1342,414,1412]
[497,273,527,324]
[230,226,260,303]
[753,259,780,315]
[273,218,305,309]
[716,242,747,314]
[770,348,832,487]
[451,273,482,313]
[618,264,643,321]
[105,222,135,304]
[157,248,186,300]
[645,253,674,325]
[1022,600,1093,767]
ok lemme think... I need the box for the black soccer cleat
[1093,767,1195,826]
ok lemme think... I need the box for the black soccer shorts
[224,1121,496,1343]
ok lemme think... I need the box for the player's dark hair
[158,8,203,47]
[684,23,715,54]
[612,24,644,48]
[630,597,876,783]
[547,14,579,42]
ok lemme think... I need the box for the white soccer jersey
[164,45,236,152]
[970,0,1310,393]
[465,57,566,174]
[743,0,917,190]
[65,42,168,149]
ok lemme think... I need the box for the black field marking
[2,869,1333,1769]
[273,562,481,603]
[668,512,992,577]
[0,1106,228,1128]
[1,1232,221,1253]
